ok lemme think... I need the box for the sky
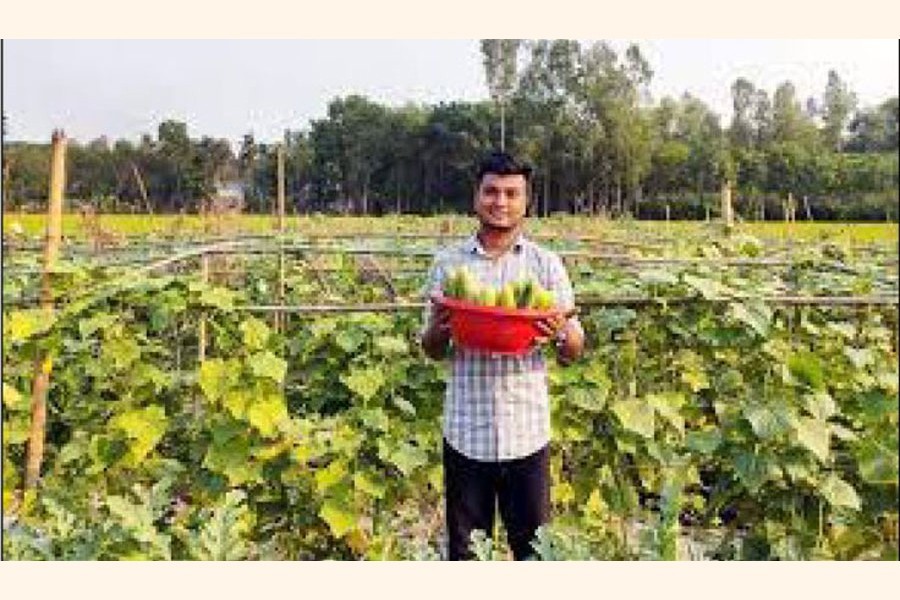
[3,39,898,147]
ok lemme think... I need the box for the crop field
[2,215,898,560]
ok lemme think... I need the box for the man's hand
[533,312,567,346]
[421,300,453,360]
[533,308,584,364]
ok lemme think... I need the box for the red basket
[436,296,561,355]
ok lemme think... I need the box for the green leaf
[203,425,260,486]
[856,439,898,484]
[743,405,793,440]
[379,440,428,476]
[78,313,118,338]
[684,430,721,455]
[391,396,416,417]
[568,387,608,413]
[843,347,873,369]
[199,286,235,310]
[341,366,385,403]
[646,392,685,433]
[248,351,287,384]
[728,301,772,337]
[794,417,831,462]
[734,452,776,493]
[353,471,387,499]
[199,358,241,401]
[3,416,30,444]
[246,392,289,438]
[193,490,251,560]
[803,392,837,421]
[682,274,734,299]
[374,335,408,355]
[240,317,271,351]
[334,329,365,353]
[5,309,54,343]
[222,389,249,419]
[102,336,141,370]
[788,353,826,390]
[109,405,168,465]
[319,498,357,538]
[818,474,861,511]
[315,460,349,493]
[612,400,655,439]
[2,383,24,409]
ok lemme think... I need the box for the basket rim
[435,295,562,320]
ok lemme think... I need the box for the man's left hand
[533,313,568,346]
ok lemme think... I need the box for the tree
[730,77,757,149]
[480,39,522,151]
[822,70,857,151]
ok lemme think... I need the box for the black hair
[476,151,533,185]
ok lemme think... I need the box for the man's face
[474,173,528,231]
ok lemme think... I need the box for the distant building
[211,180,245,212]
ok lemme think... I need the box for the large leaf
[192,490,251,560]
[5,309,54,343]
[315,460,349,493]
[379,440,428,476]
[794,417,831,462]
[109,405,168,465]
[353,471,387,499]
[199,358,241,402]
[240,317,271,351]
[646,392,685,433]
[2,383,24,409]
[246,392,289,438]
[685,429,721,455]
[787,353,826,391]
[856,439,899,485]
[612,400,655,439]
[728,301,772,337]
[818,474,861,511]
[248,351,287,384]
[341,366,386,403]
[319,497,357,538]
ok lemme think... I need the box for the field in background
[3,209,898,560]
[3,212,898,245]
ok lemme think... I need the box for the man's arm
[419,259,453,361]
[421,303,452,360]
[536,253,585,364]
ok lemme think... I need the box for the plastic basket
[437,296,560,355]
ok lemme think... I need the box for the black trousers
[443,438,550,560]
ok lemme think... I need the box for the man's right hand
[422,301,453,360]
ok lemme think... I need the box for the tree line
[3,40,897,220]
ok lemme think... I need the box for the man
[420,151,585,560]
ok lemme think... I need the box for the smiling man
[420,150,585,560]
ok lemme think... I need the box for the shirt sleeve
[545,253,584,338]
[420,255,447,339]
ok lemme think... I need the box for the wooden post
[720,180,734,231]
[25,130,66,490]
[276,143,286,333]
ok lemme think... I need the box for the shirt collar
[466,231,527,256]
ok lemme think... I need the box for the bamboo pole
[721,181,734,231]
[277,143,286,333]
[234,294,899,314]
[25,129,66,490]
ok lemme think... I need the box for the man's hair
[476,151,533,185]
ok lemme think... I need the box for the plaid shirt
[421,233,582,461]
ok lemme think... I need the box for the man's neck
[476,225,523,258]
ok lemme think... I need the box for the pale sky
[3,39,897,147]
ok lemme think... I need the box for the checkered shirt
[421,233,582,461]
